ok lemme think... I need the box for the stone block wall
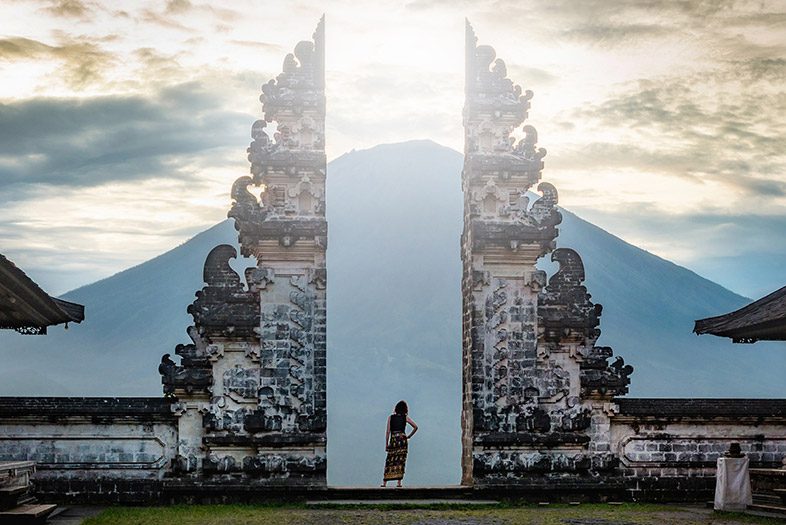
[159,17,328,487]
[612,398,786,501]
[461,21,632,486]
[0,397,176,502]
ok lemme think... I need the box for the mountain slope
[1,139,783,487]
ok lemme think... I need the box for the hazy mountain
[1,140,784,487]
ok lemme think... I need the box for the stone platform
[305,498,499,507]
[158,483,630,505]
[0,461,56,524]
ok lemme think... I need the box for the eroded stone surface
[161,16,327,487]
[460,21,632,486]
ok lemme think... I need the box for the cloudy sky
[1,0,784,298]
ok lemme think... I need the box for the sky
[0,0,784,298]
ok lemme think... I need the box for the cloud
[165,0,191,15]
[0,36,112,88]
[132,47,182,71]
[163,0,239,21]
[744,57,786,80]
[140,8,197,33]
[0,81,251,191]
[567,73,786,198]
[230,40,284,52]
[413,0,783,54]
[42,0,90,19]
[562,22,672,45]
[508,65,558,86]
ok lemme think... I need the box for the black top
[390,413,406,432]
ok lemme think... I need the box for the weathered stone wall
[612,399,786,501]
[0,397,176,502]
[461,21,631,487]
[160,17,328,487]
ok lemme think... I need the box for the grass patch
[82,503,785,525]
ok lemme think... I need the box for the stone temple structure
[2,19,786,505]
[460,22,632,486]
[160,17,327,487]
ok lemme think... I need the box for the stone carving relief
[188,244,260,340]
[223,365,261,402]
[161,17,327,487]
[462,21,632,484]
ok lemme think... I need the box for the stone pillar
[460,21,633,487]
[162,17,327,487]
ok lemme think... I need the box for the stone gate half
[160,17,328,487]
[460,22,633,486]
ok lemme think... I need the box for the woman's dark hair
[395,400,408,416]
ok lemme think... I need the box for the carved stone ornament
[461,21,631,485]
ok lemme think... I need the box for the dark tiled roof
[0,253,85,334]
[694,285,786,343]
[618,398,786,418]
[0,397,174,420]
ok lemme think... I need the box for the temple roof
[694,285,786,343]
[0,253,84,335]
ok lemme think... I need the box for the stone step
[324,486,475,500]
[163,482,476,501]
[0,486,27,509]
[772,488,786,503]
[161,483,626,504]
[0,487,26,496]
[0,503,57,524]
[748,503,786,516]
[306,499,499,507]
[16,496,37,507]
[753,492,782,504]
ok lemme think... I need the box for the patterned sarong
[383,431,408,481]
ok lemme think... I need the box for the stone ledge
[751,468,786,477]
[0,397,174,421]
[24,476,733,504]
[617,398,786,420]
[203,434,326,447]
[475,432,591,447]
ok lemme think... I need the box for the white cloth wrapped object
[715,456,752,511]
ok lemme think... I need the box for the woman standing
[381,400,418,487]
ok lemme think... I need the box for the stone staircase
[749,467,786,516]
[161,482,483,504]
[748,493,786,515]
[305,488,498,507]
[160,482,630,505]
[0,462,56,524]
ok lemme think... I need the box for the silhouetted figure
[381,400,418,487]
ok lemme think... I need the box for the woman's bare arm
[406,416,418,439]
[385,416,391,449]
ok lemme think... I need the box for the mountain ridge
[63,139,749,304]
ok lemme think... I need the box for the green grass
[82,503,785,525]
